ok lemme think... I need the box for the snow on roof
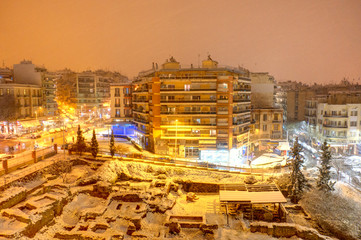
[219,184,287,204]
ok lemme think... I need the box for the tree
[289,137,309,203]
[109,130,116,157]
[75,125,86,156]
[90,129,99,158]
[0,95,20,133]
[317,141,335,192]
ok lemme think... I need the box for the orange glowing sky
[1,0,361,83]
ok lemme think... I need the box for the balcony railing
[323,124,348,128]
[233,109,249,114]
[161,122,216,126]
[160,88,217,92]
[323,114,348,118]
[133,99,148,103]
[160,111,216,115]
[233,87,251,91]
[133,118,148,124]
[233,98,250,103]
[160,99,216,103]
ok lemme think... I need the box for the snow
[251,153,287,168]
[334,181,361,204]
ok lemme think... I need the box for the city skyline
[1,0,361,83]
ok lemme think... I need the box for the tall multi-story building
[306,91,361,154]
[250,72,275,109]
[42,72,60,116]
[133,56,251,162]
[250,108,283,151]
[13,60,42,86]
[250,72,284,151]
[0,83,43,134]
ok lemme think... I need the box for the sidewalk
[0,152,66,190]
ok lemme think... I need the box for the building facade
[132,57,251,162]
[42,73,60,116]
[250,108,283,151]
[306,92,361,154]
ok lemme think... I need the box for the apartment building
[42,73,60,116]
[251,108,283,151]
[306,92,361,154]
[0,83,43,134]
[132,56,251,161]
[109,83,133,136]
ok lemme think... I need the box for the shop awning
[20,120,41,128]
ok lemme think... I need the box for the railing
[161,99,216,103]
[161,111,216,115]
[272,119,282,123]
[133,99,148,103]
[233,99,251,103]
[323,114,348,118]
[233,110,249,114]
[233,88,251,91]
[160,88,217,91]
[161,122,216,126]
[133,118,149,124]
[323,124,348,128]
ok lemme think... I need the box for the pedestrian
[72,136,74,143]
[51,137,54,143]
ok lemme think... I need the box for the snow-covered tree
[289,137,309,203]
[75,125,86,156]
[90,129,99,158]
[317,141,335,192]
[109,130,116,157]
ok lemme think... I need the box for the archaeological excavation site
[0,157,340,239]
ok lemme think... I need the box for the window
[351,111,358,116]
[192,95,200,100]
[115,88,120,96]
[273,124,279,131]
[184,84,190,91]
[262,124,267,131]
[168,96,175,100]
[0,89,3,96]
[115,109,120,117]
[350,121,357,127]
[263,114,267,121]
[274,113,279,121]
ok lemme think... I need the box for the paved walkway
[0,152,68,190]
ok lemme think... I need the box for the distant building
[0,83,43,134]
[306,91,361,154]
[250,73,284,151]
[133,56,251,162]
[109,83,134,136]
[250,72,275,109]
[42,72,60,116]
[13,60,42,86]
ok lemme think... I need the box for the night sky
[1,0,361,83]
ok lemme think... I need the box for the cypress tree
[289,137,309,203]
[109,130,116,157]
[317,141,335,192]
[75,125,86,156]
[90,129,99,158]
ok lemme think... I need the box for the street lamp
[175,119,178,161]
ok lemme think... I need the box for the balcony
[133,99,148,103]
[233,87,251,92]
[323,114,348,118]
[233,109,249,114]
[232,121,250,126]
[160,111,216,115]
[233,98,250,103]
[160,88,216,92]
[322,124,348,128]
[161,122,216,126]
[272,119,282,123]
[160,99,216,103]
[133,118,149,124]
